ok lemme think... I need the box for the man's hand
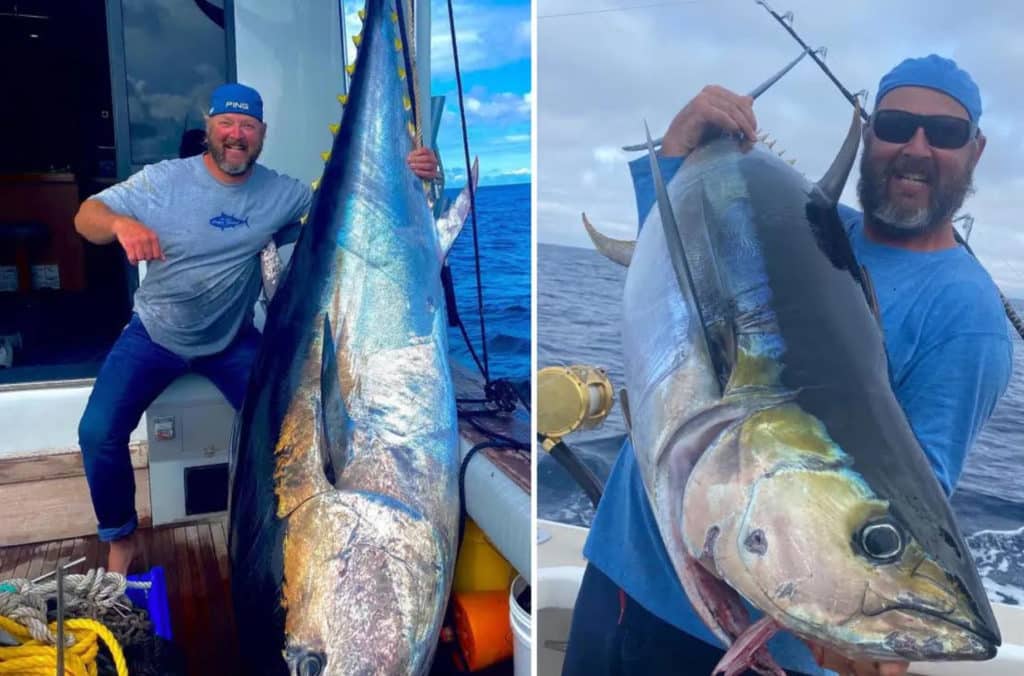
[807,642,909,676]
[406,147,439,180]
[661,85,758,157]
[112,217,165,265]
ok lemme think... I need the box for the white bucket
[536,566,585,676]
[510,575,531,676]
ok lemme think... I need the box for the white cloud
[430,0,530,74]
[461,92,531,121]
[538,0,1024,296]
[593,146,626,165]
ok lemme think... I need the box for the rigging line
[446,0,491,383]
[539,0,705,20]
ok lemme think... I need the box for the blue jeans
[78,314,261,542]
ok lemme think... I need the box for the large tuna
[586,111,1000,673]
[227,0,467,673]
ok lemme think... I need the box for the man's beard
[857,138,974,240]
[209,135,262,175]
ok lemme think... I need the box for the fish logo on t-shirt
[209,212,250,230]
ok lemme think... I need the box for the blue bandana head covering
[208,83,264,121]
[874,55,981,122]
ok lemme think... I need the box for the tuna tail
[582,212,635,266]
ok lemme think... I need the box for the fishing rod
[755,0,868,121]
[622,45,819,152]
[756,0,1024,341]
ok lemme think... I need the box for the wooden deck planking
[0,518,239,675]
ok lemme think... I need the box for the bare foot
[107,534,137,574]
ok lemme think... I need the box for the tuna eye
[297,653,325,676]
[860,521,903,562]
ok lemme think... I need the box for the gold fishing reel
[537,365,615,449]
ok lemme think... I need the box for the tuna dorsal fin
[582,213,635,266]
[644,121,720,396]
[320,315,350,487]
[815,102,862,204]
[435,156,478,260]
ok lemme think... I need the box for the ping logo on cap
[208,83,264,121]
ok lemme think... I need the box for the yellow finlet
[321,151,331,162]
[300,214,308,225]
[358,8,366,20]
[394,38,403,51]
[402,96,411,111]
[407,121,416,138]
[328,123,340,135]
[311,178,320,191]
[398,66,406,80]
[391,11,398,22]
[346,63,356,76]
[337,94,348,105]
[352,34,362,47]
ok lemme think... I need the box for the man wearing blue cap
[73,83,440,574]
[564,56,1012,676]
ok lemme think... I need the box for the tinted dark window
[120,0,227,166]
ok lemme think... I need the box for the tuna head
[685,402,1000,662]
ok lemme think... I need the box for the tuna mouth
[861,595,1000,657]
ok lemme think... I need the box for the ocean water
[444,183,531,382]
[538,242,1024,607]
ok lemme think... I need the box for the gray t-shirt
[95,155,312,357]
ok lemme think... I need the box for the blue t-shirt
[584,154,1013,674]
[95,155,311,357]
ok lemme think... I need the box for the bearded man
[74,83,439,573]
[566,56,1013,676]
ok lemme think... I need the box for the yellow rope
[0,616,126,676]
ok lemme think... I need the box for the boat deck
[0,516,240,675]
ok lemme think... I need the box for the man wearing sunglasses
[565,55,1012,676]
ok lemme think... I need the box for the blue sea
[538,242,1024,606]
[444,183,531,382]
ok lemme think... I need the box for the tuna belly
[280,489,452,676]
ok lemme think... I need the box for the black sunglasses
[871,109,977,150]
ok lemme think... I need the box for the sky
[536,0,1024,297]
[348,0,531,187]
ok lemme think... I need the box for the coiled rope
[0,570,149,676]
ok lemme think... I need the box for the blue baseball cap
[209,83,264,121]
[874,55,982,122]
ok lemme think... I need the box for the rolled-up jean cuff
[98,514,138,542]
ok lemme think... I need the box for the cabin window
[120,0,228,168]
[0,1,227,387]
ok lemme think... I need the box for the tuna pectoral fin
[712,616,785,676]
[435,156,479,260]
[582,213,635,266]
[320,316,350,487]
[681,556,785,676]
[644,121,725,396]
